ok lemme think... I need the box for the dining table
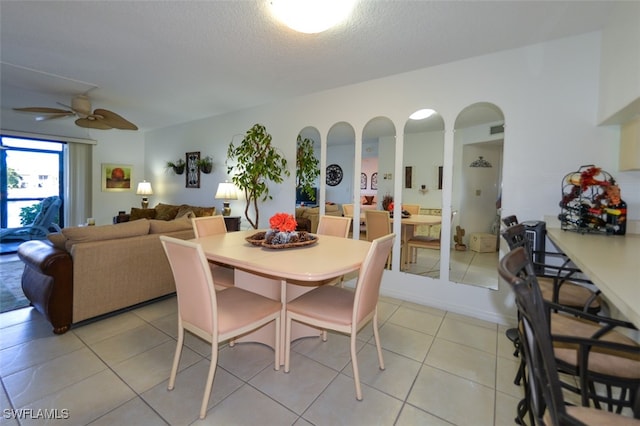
[192,229,372,364]
[546,227,640,328]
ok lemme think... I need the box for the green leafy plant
[166,159,185,175]
[296,135,320,201]
[196,156,213,174]
[227,123,290,229]
[19,203,40,226]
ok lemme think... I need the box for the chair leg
[372,312,385,371]
[350,333,363,401]
[284,314,292,373]
[200,343,218,419]
[168,326,184,391]
[273,316,280,371]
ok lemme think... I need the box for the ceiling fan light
[270,0,356,34]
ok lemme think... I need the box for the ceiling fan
[13,95,138,130]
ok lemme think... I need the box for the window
[1,136,64,229]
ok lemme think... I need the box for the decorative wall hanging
[360,173,367,190]
[101,163,132,192]
[186,152,201,188]
[405,166,412,188]
[438,166,443,190]
[326,164,343,186]
[371,172,378,190]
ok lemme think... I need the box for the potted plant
[166,159,185,175]
[296,135,320,203]
[226,123,289,229]
[196,156,213,174]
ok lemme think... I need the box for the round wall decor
[326,164,343,186]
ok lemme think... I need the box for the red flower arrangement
[387,202,394,212]
[269,212,298,232]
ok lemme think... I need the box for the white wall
[133,31,640,326]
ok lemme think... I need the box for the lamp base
[141,198,149,209]
[222,202,231,216]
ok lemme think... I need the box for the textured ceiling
[0,1,616,137]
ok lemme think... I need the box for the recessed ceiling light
[270,0,356,34]
[409,109,436,120]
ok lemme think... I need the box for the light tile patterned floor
[0,294,525,425]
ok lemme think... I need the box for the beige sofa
[17,217,195,334]
[295,204,342,233]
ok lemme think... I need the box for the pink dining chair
[316,215,351,238]
[284,233,395,400]
[192,215,234,290]
[160,236,282,419]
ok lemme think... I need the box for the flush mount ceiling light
[409,109,436,120]
[469,156,493,168]
[270,0,356,34]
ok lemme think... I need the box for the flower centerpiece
[263,212,317,248]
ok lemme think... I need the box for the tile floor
[0,291,527,426]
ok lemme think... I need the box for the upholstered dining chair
[160,236,282,419]
[498,247,640,425]
[316,215,352,238]
[402,204,420,215]
[284,233,395,400]
[192,215,234,290]
[407,210,455,264]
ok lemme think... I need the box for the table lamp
[136,181,153,209]
[215,181,238,216]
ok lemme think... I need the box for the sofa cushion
[130,207,157,221]
[154,203,181,220]
[148,216,193,234]
[62,220,151,251]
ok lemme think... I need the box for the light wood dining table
[192,229,372,364]
[547,228,640,328]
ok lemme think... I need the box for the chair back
[33,196,61,228]
[502,215,519,228]
[403,204,420,215]
[192,215,227,238]
[161,236,217,338]
[500,223,530,253]
[499,247,569,425]
[364,210,391,242]
[317,215,351,238]
[342,204,354,217]
[353,233,395,325]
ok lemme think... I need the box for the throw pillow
[363,196,375,205]
[130,207,156,221]
[175,207,195,219]
[154,203,180,220]
[190,206,216,217]
[47,232,67,251]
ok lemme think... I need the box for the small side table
[223,216,241,232]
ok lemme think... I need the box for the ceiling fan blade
[75,117,112,130]
[36,113,74,121]
[93,108,138,130]
[14,107,74,115]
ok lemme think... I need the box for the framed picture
[438,166,443,190]
[371,172,378,190]
[101,163,132,192]
[186,151,200,188]
[405,166,412,188]
[360,173,367,190]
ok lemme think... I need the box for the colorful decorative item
[559,165,626,235]
[262,212,317,248]
[101,163,132,192]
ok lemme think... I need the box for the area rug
[0,260,30,313]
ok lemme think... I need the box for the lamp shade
[215,182,238,200]
[136,181,153,195]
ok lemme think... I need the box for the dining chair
[284,233,395,400]
[316,215,352,238]
[160,236,282,419]
[192,215,234,290]
[501,223,600,313]
[498,247,640,425]
[364,210,393,268]
[402,204,420,215]
[407,210,455,264]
